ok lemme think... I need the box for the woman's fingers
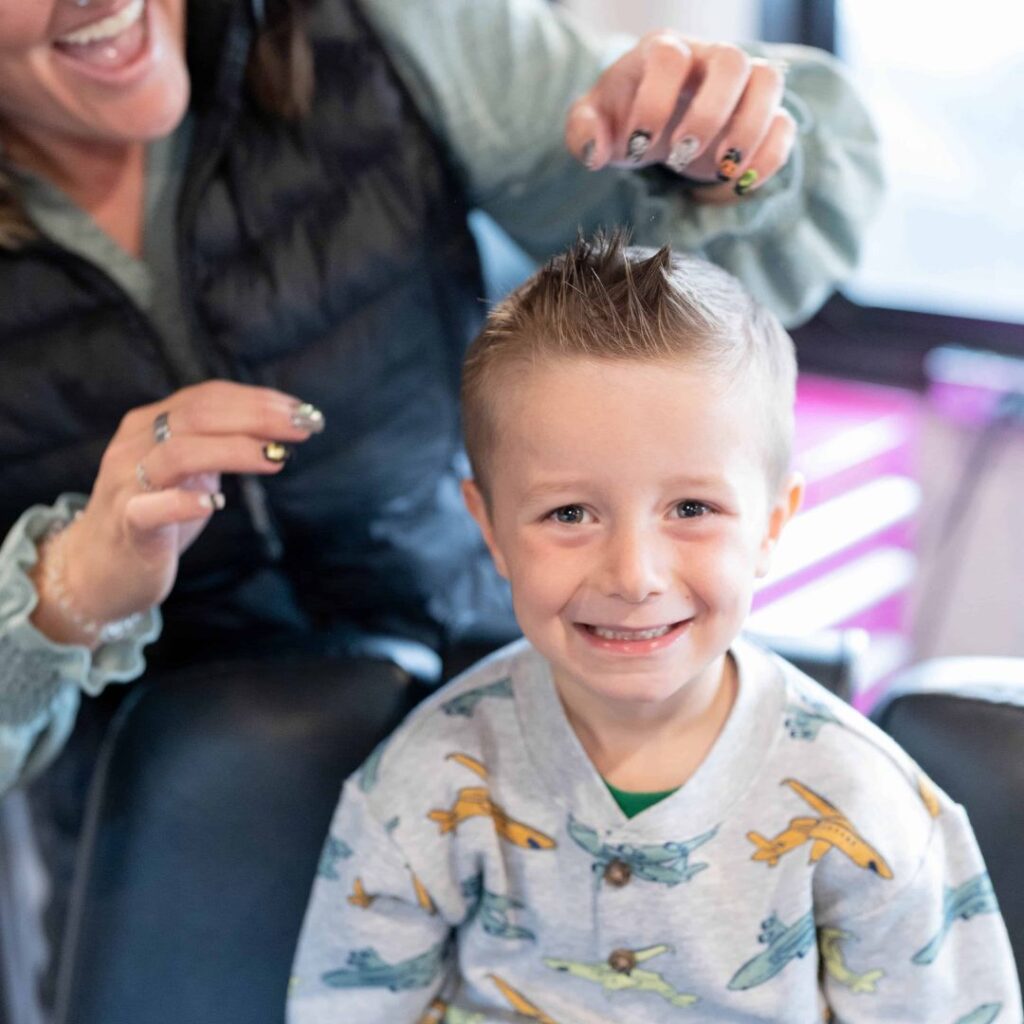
[123,487,224,540]
[662,43,751,176]
[709,59,786,185]
[618,34,693,164]
[565,99,611,170]
[685,108,797,204]
[117,381,324,447]
[135,434,293,493]
[567,33,794,195]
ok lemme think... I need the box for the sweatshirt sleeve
[0,495,160,795]
[288,778,455,1024]
[357,0,883,326]
[820,802,1022,1023]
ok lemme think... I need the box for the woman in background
[0,0,880,1014]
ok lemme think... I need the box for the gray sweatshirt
[288,637,1022,1024]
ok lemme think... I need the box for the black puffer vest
[0,0,503,658]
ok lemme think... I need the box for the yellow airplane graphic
[412,872,437,915]
[918,774,941,818]
[348,873,437,913]
[416,999,447,1024]
[427,753,557,850]
[347,877,376,908]
[747,779,893,878]
[489,974,560,1024]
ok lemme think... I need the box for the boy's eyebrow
[519,474,736,503]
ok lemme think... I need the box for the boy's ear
[461,478,510,579]
[755,471,804,578]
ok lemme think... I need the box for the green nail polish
[735,169,759,195]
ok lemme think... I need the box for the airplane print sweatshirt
[288,637,1022,1024]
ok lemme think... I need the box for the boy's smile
[464,356,802,724]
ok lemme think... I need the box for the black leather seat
[871,657,1024,983]
[51,655,417,1024]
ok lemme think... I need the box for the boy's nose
[599,529,668,603]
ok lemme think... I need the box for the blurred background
[554,0,1024,702]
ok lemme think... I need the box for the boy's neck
[559,653,738,793]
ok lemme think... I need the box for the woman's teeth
[57,0,145,45]
[589,624,673,641]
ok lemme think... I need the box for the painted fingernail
[734,168,759,196]
[580,139,596,170]
[263,441,292,464]
[199,492,227,511]
[291,401,325,433]
[627,130,651,162]
[666,135,700,173]
[717,147,742,181]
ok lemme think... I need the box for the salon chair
[870,657,1024,983]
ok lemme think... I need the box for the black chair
[51,655,417,1024]
[871,656,1024,983]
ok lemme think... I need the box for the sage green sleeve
[0,495,161,794]
[358,0,883,326]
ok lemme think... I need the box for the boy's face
[463,356,802,715]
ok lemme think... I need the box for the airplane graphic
[544,943,698,1007]
[316,835,352,879]
[747,779,893,878]
[488,974,560,1024]
[953,1003,1002,1024]
[427,754,556,850]
[568,816,718,886]
[442,677,513,717]
[321,939,448,991]
[461,874,535,941]
[727,911,816,990]
[912,872,999,965]
[818,927,884,993]
[784,698,840,740]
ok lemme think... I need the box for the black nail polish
[581,139,596,169]
[717,147,742,181]
[627,130,651,162]
[263,442,291,464]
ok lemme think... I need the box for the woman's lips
[576,619,692,654]
[53,0,149,76]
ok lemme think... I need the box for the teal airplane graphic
[784,698,840,740]
[912,873,998,965]
[442,678,513,717]
[316,835,353,879]
[461,875,535,941]
[954,1004,1002,1024]
[322,940,447,992]
[727,911,816,990]
[568,816,718,886]
[358,739,387,793]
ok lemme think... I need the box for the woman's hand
[565,32,795,203]
[31,381,324,647]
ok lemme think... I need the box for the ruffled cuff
[0,494,161,725]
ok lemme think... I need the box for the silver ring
[153,411,172,444]
[135,461,155,493]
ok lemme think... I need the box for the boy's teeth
[58,0,145,45]
[591,624,672,641]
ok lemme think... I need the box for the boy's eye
[550,505,587,525]
[674,500,711,519]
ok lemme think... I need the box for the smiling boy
[289,236,1021,1023]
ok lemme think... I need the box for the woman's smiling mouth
[53,0,148,74]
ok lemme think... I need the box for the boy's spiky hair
[462,230,797,496]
